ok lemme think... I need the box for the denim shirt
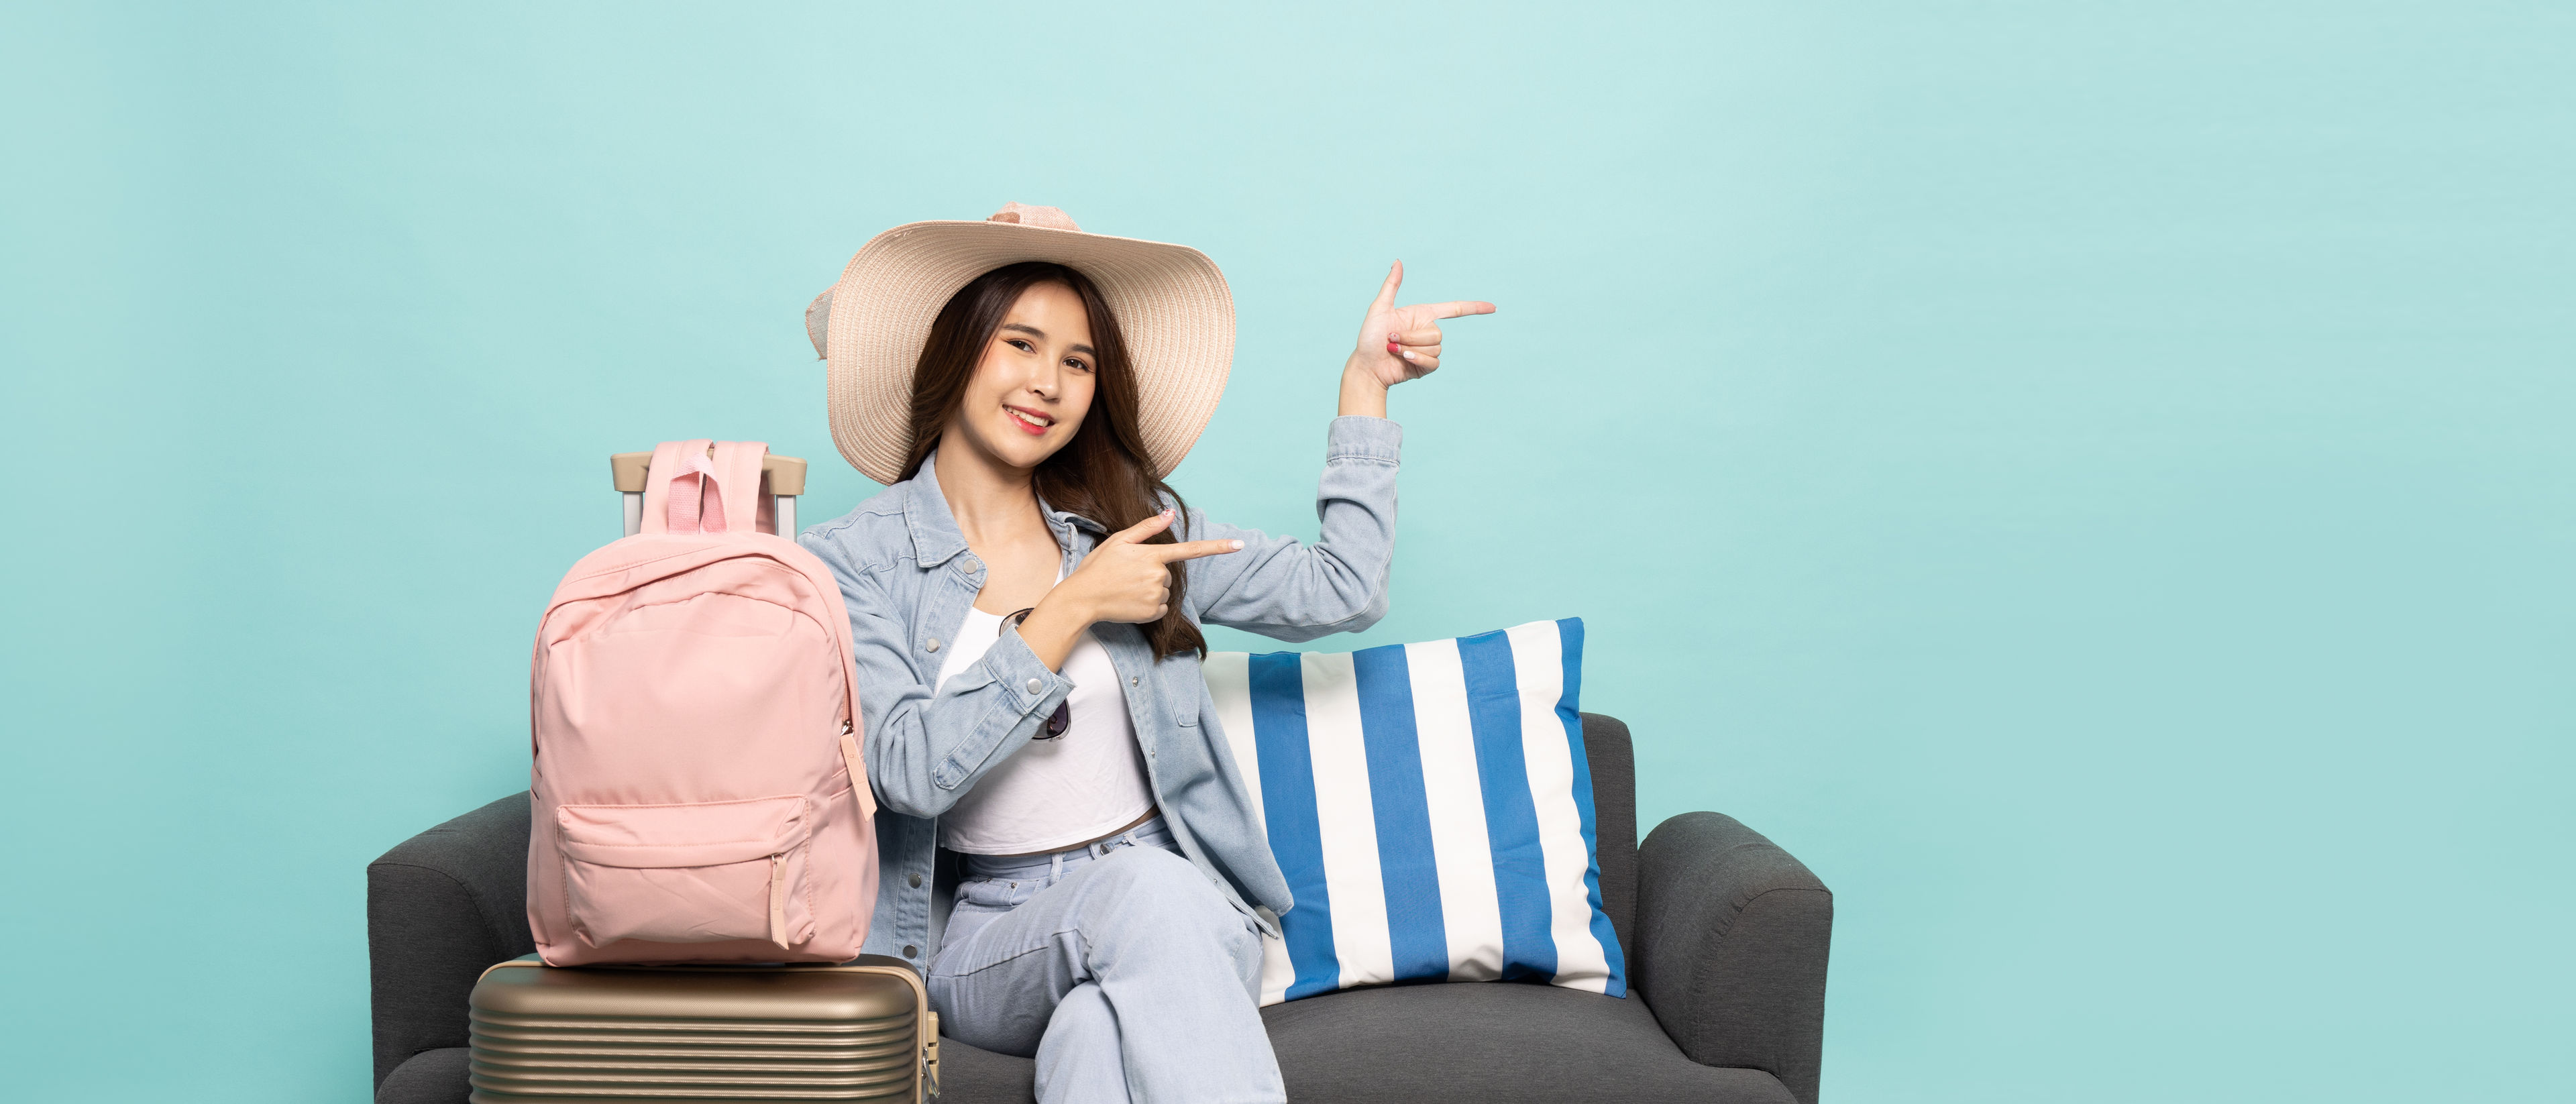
[798,416,1403,965]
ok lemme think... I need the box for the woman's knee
[1073,849,1263,987]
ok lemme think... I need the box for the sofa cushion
[1264,982,1796,1104]
[1206,619,1627,1004]
[930,1036,1038,1104]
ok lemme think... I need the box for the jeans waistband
[961,816,1174,881]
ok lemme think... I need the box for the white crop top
[932,605,1156,854]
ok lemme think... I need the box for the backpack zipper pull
[768,852,790,950]
[839,722,878,821]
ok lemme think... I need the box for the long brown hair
[900,262,1206,659]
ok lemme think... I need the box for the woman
[798,203,1490,1103]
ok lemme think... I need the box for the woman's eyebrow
[1001,322,1093,357]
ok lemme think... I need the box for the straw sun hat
[805,203,1235,486]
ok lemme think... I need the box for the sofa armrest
[375,1048,470,1104]
[1632,812,1833,1104]
[367,792,535,1093]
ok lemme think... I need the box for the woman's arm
[1183,262,1493,642]
[800,546,1073,820]
[1181,418,1403,641]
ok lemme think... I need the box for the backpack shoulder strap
[710,441,770,535]
[638,440,710,535]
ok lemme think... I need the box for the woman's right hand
[1063,510,1244,624]
[1346,260,1497,388]
[1016,510,1241,669]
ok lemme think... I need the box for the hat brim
[822,219,1234,486]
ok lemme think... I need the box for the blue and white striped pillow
[1203,617,1626,1005]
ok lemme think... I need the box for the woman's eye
[1006,339,1034,353]
[1065,358,1091,373]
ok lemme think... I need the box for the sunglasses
[1004,608,1071,739]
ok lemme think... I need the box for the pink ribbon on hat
[985,202,1081,231]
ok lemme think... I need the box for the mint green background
[5,3,2571,1101]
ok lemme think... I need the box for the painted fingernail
[1402,350,1418,362]
[1230,540,1245,549]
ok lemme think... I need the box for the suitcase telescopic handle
[611,450,807,537]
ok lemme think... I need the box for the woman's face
[950,281,1097,471]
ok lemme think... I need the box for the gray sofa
[370,714,1833,1103]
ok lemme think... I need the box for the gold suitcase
[467,956,938,1103]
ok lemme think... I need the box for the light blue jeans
[926,818,1285,1104]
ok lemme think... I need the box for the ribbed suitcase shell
[468,956,936,1103]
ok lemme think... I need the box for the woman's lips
[1004,405,1053,436]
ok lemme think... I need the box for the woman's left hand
[1347,260,1495,388]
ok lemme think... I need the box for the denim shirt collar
[899,448,1107,568]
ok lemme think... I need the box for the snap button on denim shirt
[798,416,1403,964]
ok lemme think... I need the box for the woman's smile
[1003,404,1056,435]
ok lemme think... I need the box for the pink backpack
[526,439,877,965]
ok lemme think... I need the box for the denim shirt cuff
[1324,415,1403,463]
[932,630,1074,791]
[987,627,1073,716]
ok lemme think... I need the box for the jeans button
[926,637,941,653]
[908,872,923,888]
[902,944,918,958]
[1026,677,1044,694]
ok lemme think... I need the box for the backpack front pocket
[555,795,814,950]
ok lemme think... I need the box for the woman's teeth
[1008,408,1053,430]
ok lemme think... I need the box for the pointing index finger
[1424,300,1497,321]
[1153,538,1246,562]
